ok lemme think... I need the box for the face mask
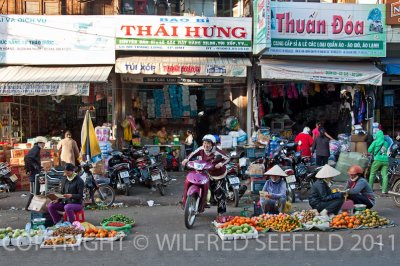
[350,176,359,182]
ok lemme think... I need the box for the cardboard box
[28,195,51,213]
[350,142,356,152]
[356,142,368,154]
[11,149,26,158]
[351,134,368,142]
[248,164,265,176]
[10,158,24,166]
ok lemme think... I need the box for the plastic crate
[246,148,266,158]
[251,180,267,194]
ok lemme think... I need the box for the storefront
[0,15,115,190]
[114,16,253,150]
[252,2,385,141]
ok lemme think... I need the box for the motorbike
[183,160,214,229]
[225,162,242,207]
[108,151,136,196]
[37,163,115,207]
[0,163,18,193]
[387,143,400,207]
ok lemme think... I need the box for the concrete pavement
[0,172,399,266]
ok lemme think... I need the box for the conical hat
[316,164,341,178]
[264,165,287,177]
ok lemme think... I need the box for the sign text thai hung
[116,16,252,52]
[265,3,386,57]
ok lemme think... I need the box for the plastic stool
[63,209,85,222]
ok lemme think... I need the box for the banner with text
[0,83,90,96]
[115,16,252,52]
[0,16,115,64]
[253,0,271,55]
[264,3,386,57]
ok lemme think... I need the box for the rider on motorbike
[182,134,230,216]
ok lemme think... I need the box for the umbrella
[81,110,102,163]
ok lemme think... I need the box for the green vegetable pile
[101,214,134,225]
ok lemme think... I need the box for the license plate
[286,175,296,183]
[151,174,161,181]
[40,184,46,193]
[119,171,130,178]
[9,174,18,182]
[229,177,240,184]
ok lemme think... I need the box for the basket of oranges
[83,227,121,241]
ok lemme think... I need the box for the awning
[0,66,113,96]
[379,58,400,75]
[259,59,383,86]
[115,56,251,77]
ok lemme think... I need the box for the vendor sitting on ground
[47,163,84,224]
[344,165,375,209]
[309,164,344,215]
[260,165,287,214]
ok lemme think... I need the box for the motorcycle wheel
[233,188,239,207]
[184,195,198,229]
[286,183,296,203]
[125,185,130,196]
[92,185,115,207]
[392,179,400,207]
[157,183,166,196]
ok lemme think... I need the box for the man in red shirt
[295,127,313,157]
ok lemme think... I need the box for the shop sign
[0,83,90,96]
[386,0,400,25]
[253,0,271,55]
[121,74,245,84]
[115,16,252,52]
[0,15,115,64]
[116,62,247,77]
[264,3,386,57]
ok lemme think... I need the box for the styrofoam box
[0,237,10,247]
[217,227,258,241]
[11,236,30,246]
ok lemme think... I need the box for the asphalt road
[0,173,399,266]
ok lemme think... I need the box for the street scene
[0,0,400,266]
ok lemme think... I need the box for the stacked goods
[354,209,390,228]
[217,216,258,240]
[139,92,147,110]
[218,216,257,229]
[204,90,218,107]
[169,85,183,118]
[154,90,165,118]
[220,224,255,235]
[162,86,172,118]
[190,95,197,117]
[181,86,191,117]
[330,212,361,229]
[254,213,302,232]
[147,99,155,118]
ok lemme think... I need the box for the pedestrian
[182,134,230,217]
[259,165,287,214]
[184,130,194,156]
[294,127,313,157]
[312,121,335,140]
[345,165,375,209]
[47,163,84,224]
[157,126,168,145]
[312,127,331,166]
[308,164,344,215]
[24,136,47,210]
[368,130,390,194]
[57,130,80,166]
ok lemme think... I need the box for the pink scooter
[182,160,214,229]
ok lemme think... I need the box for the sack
[121,119,130,128]
[256,130,270,146]
[28,195,51,213]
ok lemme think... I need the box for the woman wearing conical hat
[308,164,345,215]
[260,165,288,214]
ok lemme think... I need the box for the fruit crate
[245,147,267,158]
[0,237,10,247]
[217,227,258,241]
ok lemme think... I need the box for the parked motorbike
[183,160,214,229]
[38,163,115,207]
[108,151,136,196]
[386,143,400,207]
[225,162,242,207]
[0,163,18,193]
[125,147,170,196]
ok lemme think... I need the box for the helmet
[348,165,363,175]
[35,136,47,144]
[213,135,221,144]
[202,134,216,144]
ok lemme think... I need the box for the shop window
[217,0,240,17]
[24,1,40,14]
[184,0,216,16]
[44,2,60,15]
